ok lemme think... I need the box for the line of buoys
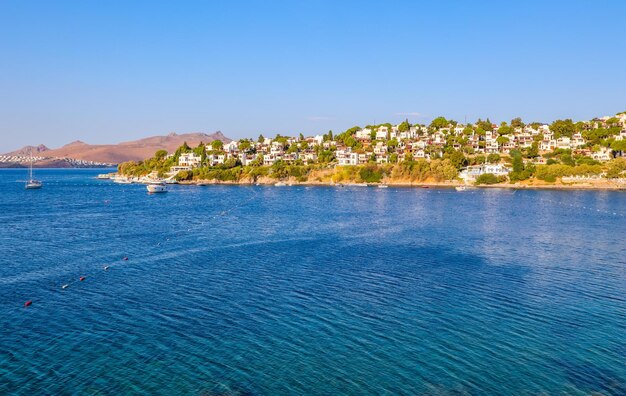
[21,188,260,310]
[539,197,624,217]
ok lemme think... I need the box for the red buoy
[79,276,86,281]
[24,300,32,307]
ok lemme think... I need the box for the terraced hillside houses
[168,112,626,174]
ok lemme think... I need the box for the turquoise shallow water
[0,169,625,395]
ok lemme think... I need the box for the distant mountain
[3,131,231,164]
[5,144,50,156]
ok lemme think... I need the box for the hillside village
[142,112,626,184]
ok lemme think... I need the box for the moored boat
[25,151,42,189]
[147,182,167,193]
[25,180,42,189]
[113,176,132,184]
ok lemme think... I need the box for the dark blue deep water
[1,169,625,395]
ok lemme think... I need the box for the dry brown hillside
[5,132,231,163]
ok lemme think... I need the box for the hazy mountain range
[3,131,231,165]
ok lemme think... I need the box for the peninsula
[119,112,626,189]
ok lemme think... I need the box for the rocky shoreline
[174,177,626,191]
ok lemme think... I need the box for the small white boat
[147,182,167,193]
[96,174,111,180]
[25,180,43,189]
[274,182,286,186]
[455,186,467,191]
[25,152,42,189]
[378,184,388,189]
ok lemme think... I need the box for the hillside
[4,144,50,156]
[4,132,231,164]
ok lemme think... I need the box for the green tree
[611,140,626,153]
[523,142,539,159]
[496,136,510,145]
[358,165,383,183]
[238,140,252,151]
[605,117,620,127]
[487,153,501,163]
[510,150,524,173]
[211,140,224,150]
[476,118,494,131]
[154,149,168,160]
[444,151,467,170]
[475,173,504,185]
[605,158,626,178]
[398,119,410,132]
[511,117,525,129]
[550,119,576,138]
[498,126,513,136]
[430,116,448,129]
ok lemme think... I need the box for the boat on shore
[274,182,286,186]
[146,182,167,193]
[113,175,133,184]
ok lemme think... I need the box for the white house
[459,163,511,182]
[178,153,202,168]
[376,126,388,140]
[356,128,371,140]
[206,154,226,166]
[592,147,612,162]
[336,149,358,166]
[223,141,239,152]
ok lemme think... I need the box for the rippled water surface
[1,169,625,395]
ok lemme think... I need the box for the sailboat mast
[29,149,33,180]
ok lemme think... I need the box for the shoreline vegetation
[118,161,626,191]
[117,112,626,191]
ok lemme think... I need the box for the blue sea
[0,169,624,395]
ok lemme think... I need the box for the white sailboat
[25,150,42,189]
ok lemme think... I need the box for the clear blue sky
[1,0,625,152]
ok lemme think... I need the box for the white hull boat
[25,180,42,189]
[25,151,42,189]
[147,183,167,193]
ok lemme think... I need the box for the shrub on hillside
[474,173,506,185]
